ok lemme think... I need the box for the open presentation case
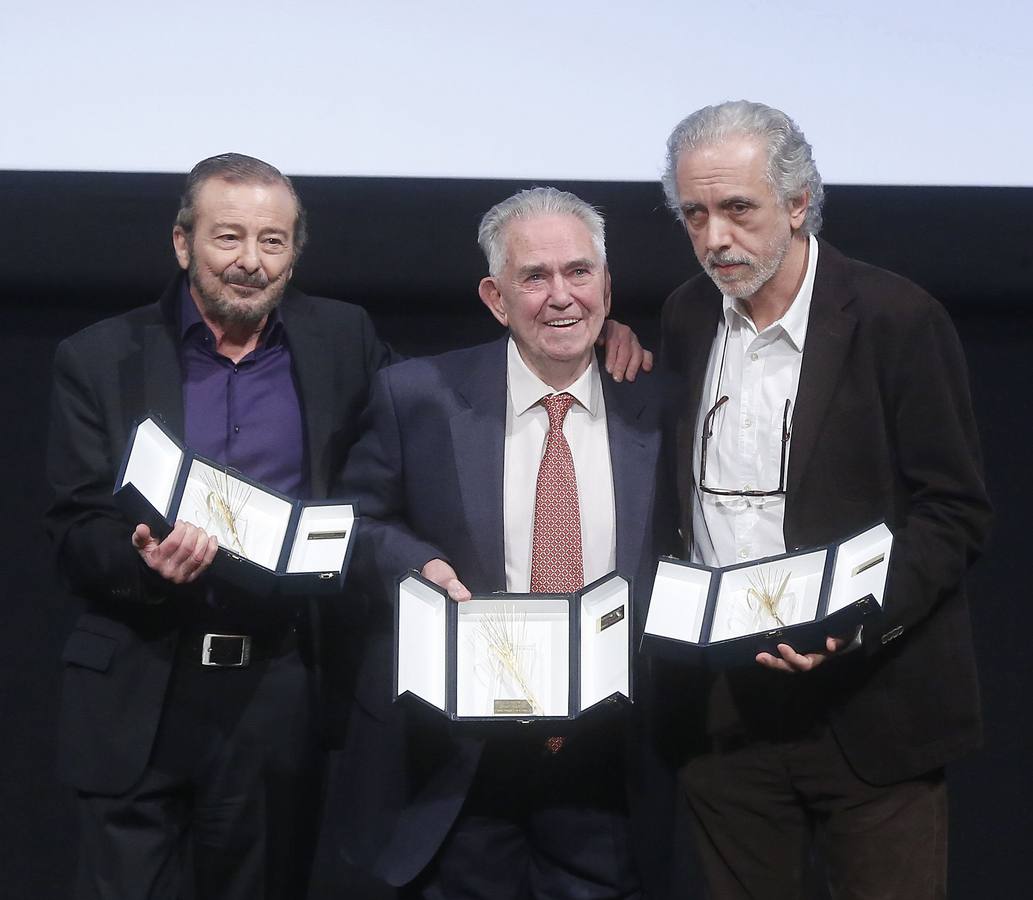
[641,523,893,666]
[114,415,356,595]
[394,571,631,722]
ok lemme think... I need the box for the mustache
[223,270,270,288]
[705,252,753,268]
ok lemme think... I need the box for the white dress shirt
[503,338,616,592]
[691,235,819,568]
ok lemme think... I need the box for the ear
[788,190,809,232]
[602,266,612,317]
[172,226,191,271]
[478,277,508,327]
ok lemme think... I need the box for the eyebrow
[515,263,548,279]
[514,258,596,279]
[681,195,758,213]
[719,195,757,208]
[209,221,290,236]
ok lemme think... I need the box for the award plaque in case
[641,523,893,666]
[114,415,356,595]
[394,571,632,722]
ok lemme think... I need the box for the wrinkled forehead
[501,213,601,265]
[676,135,774,199]
[194,176,299,224]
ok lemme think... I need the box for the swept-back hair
[661,100,824,234]
[478,186,606,277]
[175,152,308,257]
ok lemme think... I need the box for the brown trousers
[678,723,947,900]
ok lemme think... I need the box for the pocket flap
[62,630,117,672]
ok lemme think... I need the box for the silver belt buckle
[201,633,251,667]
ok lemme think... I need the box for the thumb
[132,523,154,550]
[446,579,472,603]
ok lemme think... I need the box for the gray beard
[188,257,287,327]
[704,230,791,300]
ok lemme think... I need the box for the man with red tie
[331,187,677,899]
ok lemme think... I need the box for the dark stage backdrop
[1,172,1030,898]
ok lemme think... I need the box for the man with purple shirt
[46,153,651,900]
[46,154,390,900]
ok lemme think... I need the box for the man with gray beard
[657,101,991,899]
[45,153,392,900]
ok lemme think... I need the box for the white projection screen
[1,0,1030,186]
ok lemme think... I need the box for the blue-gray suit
[329,336,678,895]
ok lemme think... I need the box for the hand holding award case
[395,571,632,722]
[641,523,892,666]
[114,415,356,595]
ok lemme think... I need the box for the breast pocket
[62,629,117,673]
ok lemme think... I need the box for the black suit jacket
[660,239,992,785]
[46,276,388,795]
[333,337,677,889]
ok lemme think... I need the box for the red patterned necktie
[530,393,582,754]
[530,393,584,593]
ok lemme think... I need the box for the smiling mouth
[545,318,581,328]
[226,282,266,296]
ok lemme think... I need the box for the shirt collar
[177,277,285,347]
[506,337,600,417]
[722,234,819,353]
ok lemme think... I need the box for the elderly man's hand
[421,558,472,602]
[598,319,654,382]
[756,635,850,674]
[133,520,218,585]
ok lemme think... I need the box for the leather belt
[178,625,297,668]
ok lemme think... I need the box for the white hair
[661,100,825,235]
[477,187,607,277]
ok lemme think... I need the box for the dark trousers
[74,648,321,900]
[678,723,947,900]
[406,729,641,900]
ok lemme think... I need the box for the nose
[236,238,261,273]
[547,273,573,307]
[702,215,732,254]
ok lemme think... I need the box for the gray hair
[477,187,607,277]
[175,152,308,258]
[661,100,824,235]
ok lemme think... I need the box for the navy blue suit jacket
[334,336,677,889]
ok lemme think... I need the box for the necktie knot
[541,392,576,432]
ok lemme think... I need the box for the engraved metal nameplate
[599,605,626,632]
[494,699,533,715]
[307,530,348,541]
[851,553,885,577]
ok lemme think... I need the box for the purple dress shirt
[179,283,308,499]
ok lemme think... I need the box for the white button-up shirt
[503,338,616,591]
[692,236,819,568]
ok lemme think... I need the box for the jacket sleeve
[339,366,446,607]
[867,298,992,649]
[45,336,168,606]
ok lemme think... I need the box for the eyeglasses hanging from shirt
[698,323,792,498]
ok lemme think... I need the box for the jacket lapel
[449,338,509,587]
[670,288,723,552]
[140,279,185,436]
[279,290,336,498]
[786,241,857,500]
[602,375,658,580]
